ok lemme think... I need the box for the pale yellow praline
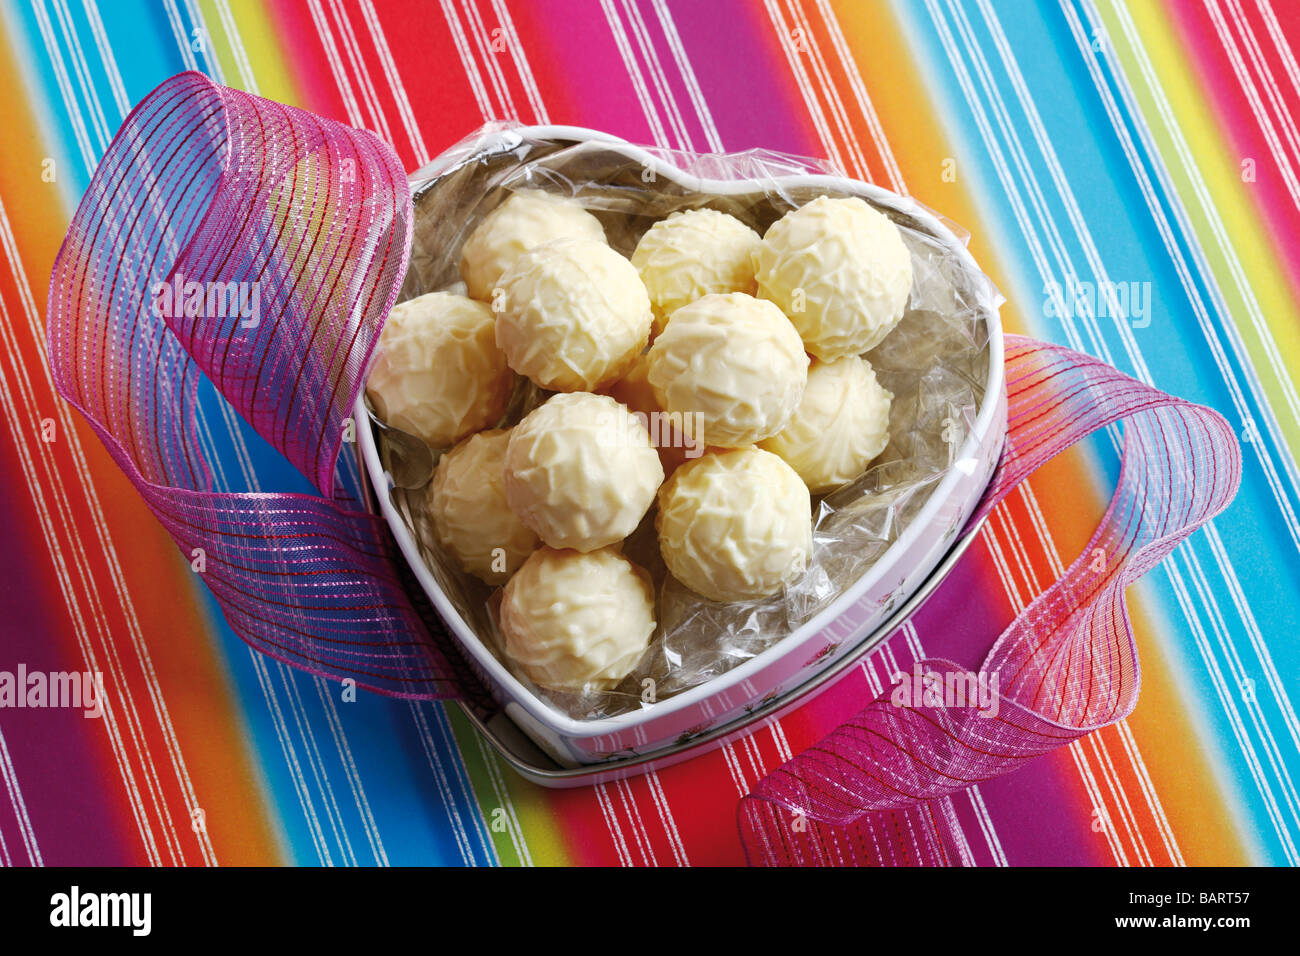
[495,238,653,392]
[656,447,812,603]
[365,291,515,449]
[426,428,539,585]
[503,392,664,553]
[646,292,808,448]
[459,189,606,302]
[759,356,892,493]
[753,195,912,360]
[630,208,761,337]
[499,546,656,693]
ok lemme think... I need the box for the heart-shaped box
[356,125,1007,772]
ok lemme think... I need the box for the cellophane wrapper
[373,123,997,721]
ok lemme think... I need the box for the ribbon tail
[740,335,1242,865]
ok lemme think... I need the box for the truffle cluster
[366,189,912,696]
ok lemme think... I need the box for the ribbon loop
[47,73,465,698]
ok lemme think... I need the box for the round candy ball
[504,392,664,552]
[496,238,653,392]
[646,292,808,448]
[499,546,656,693]
[759,356,892,493]
[426,428,540,585]
[459,189,606,302]
[631,208,761,337]
[657,448,812,603]
[365,291,516,448]
[753,195,912,360]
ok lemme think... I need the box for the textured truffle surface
[427,429,539,585]
[631,208,761,337]
[459,189,606,302]
[499,546,656,692]
[759,356,892,493]
[496,238,653,391]
[365,291,515,448]
[646,292,808,448]
[753,195,912,360]
[656,448,812,603]
[503,392,664,552]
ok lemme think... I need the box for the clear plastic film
[375,123,997,721]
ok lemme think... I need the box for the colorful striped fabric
[0,0,1296,866]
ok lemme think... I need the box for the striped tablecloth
[0,0,1296,866]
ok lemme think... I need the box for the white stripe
[644,770,690,865]
[50,0,112,146]
[30,0,97,174]
[212,0,258,93]
[489,0,549,123]
[781,0,871,177]
[600,0,670,146]
[460,0,520,121]
[649,0,722,151]
[1257,0,1300,103]
[0,726,41,865]
[326,0,396,142]
[1220,0,1300,210]
[80,1,130,115]
[358,0,430,163]
[436,0,494,119]
[162,0,199,72]
[313,678,389,865]
[182,0,226,83]
[760,0,846,173]
[406,703,485,864]
[592,783,634,866]
[470,731,532,864]
[1165,552,1299,862]
[813,0,906,190]
[620,0,694,150]
[306,0,367,128]
[248,654,334,864]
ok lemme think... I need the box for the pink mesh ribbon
[46,72,466,698]
[738,335,1242,865]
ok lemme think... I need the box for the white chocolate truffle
[631,209,761,336]
[504,392,664,552]
[646,292,808,448]
[427,429,539,585]
[496,238,653,391]
[759,356,892,493]
[754,195,912,360]
[366,291,516,448]
[499,546,656,692]
[657,448,812,603]
[459,190,606,302]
